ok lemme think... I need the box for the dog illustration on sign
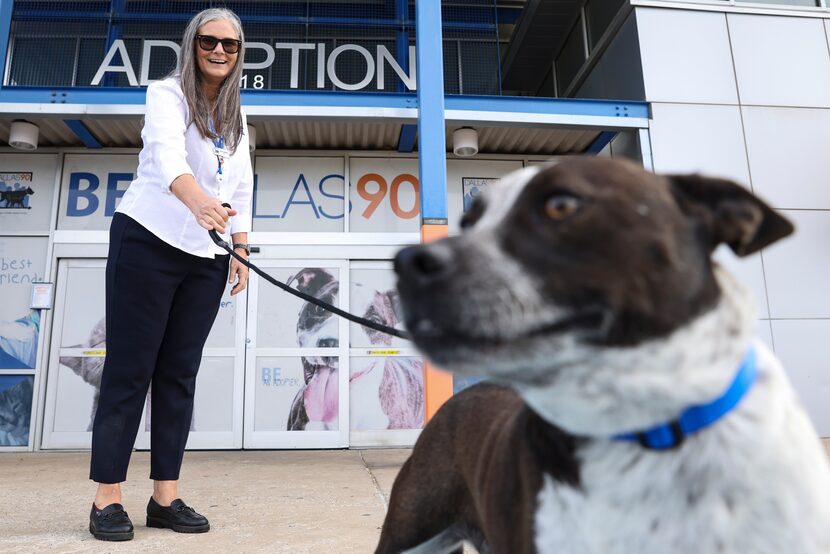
[0,173,35,209]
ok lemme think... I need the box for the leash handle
[208,203,412,341]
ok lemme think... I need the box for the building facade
[0,0,827,452]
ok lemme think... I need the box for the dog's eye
[544,194,580,220]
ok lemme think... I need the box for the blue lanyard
[208,116,226,179]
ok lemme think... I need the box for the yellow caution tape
[81,350,106,356]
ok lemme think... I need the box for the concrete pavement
[0,449,409,553]
[2,440,829,553]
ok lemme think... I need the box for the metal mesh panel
[441,0,501,95]
[5,0,508,96]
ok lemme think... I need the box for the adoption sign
[91,40,416,91]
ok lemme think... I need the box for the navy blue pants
[90,213,228,483]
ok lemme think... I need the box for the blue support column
[416,0,453,419]
[0,0,15,87]
[415,0,448,226]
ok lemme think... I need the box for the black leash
[208,205,412,341]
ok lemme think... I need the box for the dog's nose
[317,337,338,348]
[394,244,452,281]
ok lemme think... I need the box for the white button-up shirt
[117,77,254,258]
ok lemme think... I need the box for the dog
[60,318,106,431]
[286,268,424,431]
[377,157,830,553]
[350,282,424,430]
[0,186,34,208]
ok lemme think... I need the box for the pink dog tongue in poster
[304,366,338,423]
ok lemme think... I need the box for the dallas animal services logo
[462,177,500,213]
[0,172,35,210]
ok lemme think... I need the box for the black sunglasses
[195,35,242,54]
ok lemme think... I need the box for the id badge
[213,146,231,159]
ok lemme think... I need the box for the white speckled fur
[531,271,830,553]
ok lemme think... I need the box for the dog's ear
[668,174,794,256]
[287,268,335,293]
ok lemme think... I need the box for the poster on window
[462,177,499,212]
[255,266,341,431]
[51,264,237,436]
[349,266,423,430]
[0,237,48,370]
[447,159,523,233]
[350,356,423,431]
[143,357,235,433]
[0,375,34,446]
[0,154,60,233]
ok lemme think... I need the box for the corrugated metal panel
[83,119,143,148]
[445,125,600,155]
[0,117,603,156]
[0,118,83,147]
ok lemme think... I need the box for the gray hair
[176,8,245,152]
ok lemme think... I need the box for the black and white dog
[378,158,830,553]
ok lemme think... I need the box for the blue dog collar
[613,347,757,450]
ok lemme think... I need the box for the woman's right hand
[189,194,238,234]
[170,175,238,234]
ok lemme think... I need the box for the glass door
[243,259,350,448]
[41,258,245,449]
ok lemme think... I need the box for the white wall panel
[762,210,830,319]
[755,320,773,353]
[715,246,769,319]
[728,14,830,108]
[649,103,751,185]
[770,319,830,437]
[742,106,830,209]
[637,8,738,104]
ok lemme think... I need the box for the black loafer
[89,503,134,541]
[146,497,210,533]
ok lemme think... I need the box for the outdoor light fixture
[9,120,39,150]
[453,127,478,157]
[248,124,257,152]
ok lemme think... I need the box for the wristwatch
[232,243,251,255]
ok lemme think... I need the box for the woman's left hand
[229,253,249,296]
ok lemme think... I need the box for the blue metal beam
[397,124,417,152]
[0,87,650,123]
[0,0,14,89]
[445,95,650,120]
[64,119,103,149]
[585,131,617,154]
[415,0,448,224]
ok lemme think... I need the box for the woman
[88,8,252,541]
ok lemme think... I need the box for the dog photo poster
[0,236,47,446]
[253,266,425,432]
